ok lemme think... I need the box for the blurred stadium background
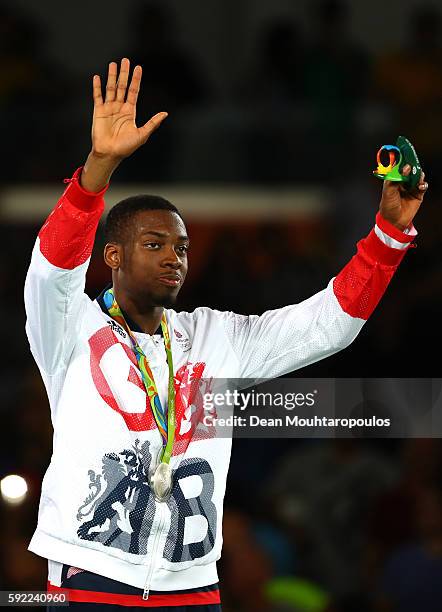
[0,0,441,610]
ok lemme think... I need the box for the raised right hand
[91,58,168,161]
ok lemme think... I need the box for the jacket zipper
[142,503,167,600]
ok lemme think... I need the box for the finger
[116,57,130,102]
[138,112,168,143]
[407,170,428,199]
[382,177,410,203]
[382,178,400,195]
[417,170,427,194]
[92,75,103,106]
[401,164,411,177]
[105,61,118,102]
[126,65,142,106]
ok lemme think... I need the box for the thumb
[138,112,168,143]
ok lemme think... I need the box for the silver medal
[151,462,172,502]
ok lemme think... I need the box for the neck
[113,288,164,335]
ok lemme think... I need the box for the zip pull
[142,503,167,602]
[63,177,78,184]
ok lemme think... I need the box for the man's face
[105,209,189,308]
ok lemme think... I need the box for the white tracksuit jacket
[24,167,416,599]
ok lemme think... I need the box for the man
[24,58,428,610]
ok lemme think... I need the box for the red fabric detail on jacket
[47,581,221,607]
[333,228,411,320]
[63,167,109,211]
[363,227,413,266]
[38,167,108,270]
[67,566,86,580]
[376,212,416,243]
[88,325,156,432]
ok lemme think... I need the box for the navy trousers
[47,564,222,611]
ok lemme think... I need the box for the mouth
[157,274,182,288]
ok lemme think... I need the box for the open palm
[91,58,167,160]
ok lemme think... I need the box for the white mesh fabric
[221,279,365,380]
[24,241,90,376]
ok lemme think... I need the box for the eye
[177,245,189,254]
[143,242,161,249]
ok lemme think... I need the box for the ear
[104,243,123,270]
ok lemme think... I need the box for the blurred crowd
[0,0,441,187]
[1,0,442,610]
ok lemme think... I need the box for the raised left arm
[220,168,428,379]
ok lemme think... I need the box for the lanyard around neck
[103,287,176,465]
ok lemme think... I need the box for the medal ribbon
[103,287,176,465]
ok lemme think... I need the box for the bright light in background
[1,474,29,505]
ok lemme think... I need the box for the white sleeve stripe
[374,224,410,250]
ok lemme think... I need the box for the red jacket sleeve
[222,214,416,378]
[38,167,108,269]
[333,212,416,320]
[24,168,109,375]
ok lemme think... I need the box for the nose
[162,246,182,269]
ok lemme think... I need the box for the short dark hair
[104,195,183,244]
